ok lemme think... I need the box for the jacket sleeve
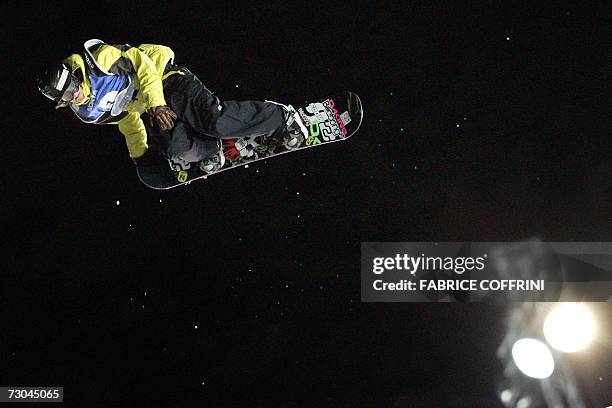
[92,44,168,109]
[117,112,148,158]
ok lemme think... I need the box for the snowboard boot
[198,140,225,174]
[266,101,309,150]
[168,156,191,172]
[168,156,191,183]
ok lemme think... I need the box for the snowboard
[137,91,363,190]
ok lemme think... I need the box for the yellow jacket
[63,40,178,158]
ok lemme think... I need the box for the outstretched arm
[117,112,148,159]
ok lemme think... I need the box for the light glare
[511,338,555,379]
[543,303,596,352]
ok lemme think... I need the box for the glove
[147,105,177,130]
[133,145,164,167]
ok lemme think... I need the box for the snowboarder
[37,39,307,174]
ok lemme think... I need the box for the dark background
[2,1,610,406]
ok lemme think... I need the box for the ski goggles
[58,76,81,103]
[39,64,81,103]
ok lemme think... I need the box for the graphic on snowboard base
[137,91,363,190]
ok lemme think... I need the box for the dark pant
[156,66,285,162]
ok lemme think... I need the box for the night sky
[3,1,611,407]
